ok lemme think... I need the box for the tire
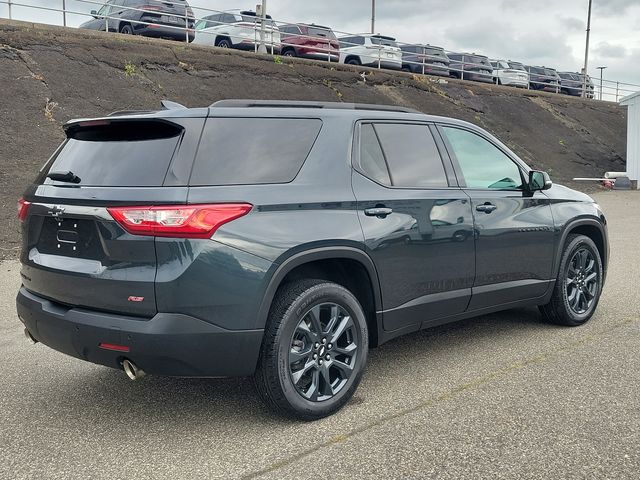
[119,24,133,35]
[282,48,296,57]
[254,279,369,420]
[215,38,231,48]
[345,57,361,66]
[539,234,603,326]
[402,67,412,73]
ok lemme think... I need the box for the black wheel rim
[289,303,359,402]
[566,248,599,315]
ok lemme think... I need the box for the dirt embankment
[0,20,627,258]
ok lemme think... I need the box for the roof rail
[210,99,422,114]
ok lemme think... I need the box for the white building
[620,91,640,189]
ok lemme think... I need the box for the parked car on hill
[338,34,402,70]
[193,10,281,54]
[17,99,608,420]
[490,59,529,87]
[558,72,595,98]
[448,53,493,83]
[526,66,561,93]
[79,0,195,42]
[401,44,450,77]
[279,23,339,62]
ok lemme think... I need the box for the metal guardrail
[1,0,638,102]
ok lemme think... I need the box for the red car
[279,23,339,62]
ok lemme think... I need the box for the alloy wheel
[289,303,359,402]
[565,248,599,314]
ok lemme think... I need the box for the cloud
[593,42,628,59]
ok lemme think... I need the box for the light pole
[257,0,267,54]
[597,66,607,100]
[371,0,376,34]
[581,0,592,98]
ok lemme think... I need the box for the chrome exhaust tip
[122,359,145,381]
[24,328,38,345]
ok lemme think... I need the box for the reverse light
[17,198,30,222]
[107,204,253,239]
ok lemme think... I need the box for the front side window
[358,123,448,189]
[441,127,523,190]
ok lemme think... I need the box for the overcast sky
[2,0,638,98]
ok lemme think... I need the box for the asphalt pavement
[1,190,639,479]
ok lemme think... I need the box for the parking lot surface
[1,190,639,479]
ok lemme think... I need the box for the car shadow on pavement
[36,306,559,425]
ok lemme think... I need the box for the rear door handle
[475,203,497,214]
[364,207,393,218]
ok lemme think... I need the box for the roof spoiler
[108,100,186,117]
[210,99,421,114]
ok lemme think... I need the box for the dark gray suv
[16,100,608,420]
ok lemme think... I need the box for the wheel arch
[256,247,383,347]
[555,218,607,280]
[344,55,362,65]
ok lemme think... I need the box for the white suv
[338,34,402,70]
[490,59,529,88]
[193,10,281,54]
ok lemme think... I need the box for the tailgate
[19,117,200,317]
[21,202,160,317]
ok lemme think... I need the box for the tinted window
[359,124,391,185]
[371,36,398,47]
[192,118,322,186]
[340,36,364,47]
[308,27,335,39]
[42,121,181,187]
[374,123,447,188]
[401,45,420,53]
[442,127,522,190]
[424,48,445,56]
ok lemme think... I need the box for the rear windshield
[41,121,182,187]
[191,118,322,186]
[308,27,336,39]
[371,36,398,47]
[466,55,489,66]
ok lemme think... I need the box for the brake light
[17,198,30,222]
[107,204,253,239]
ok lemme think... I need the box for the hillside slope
[0,20,627,258]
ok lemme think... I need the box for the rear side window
[42,121,182,187]
[358,123,448,189]
[191,118,322,186]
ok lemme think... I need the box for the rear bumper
[135,24,194,42]
[16,287,263,378]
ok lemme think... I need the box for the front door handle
[476,203,497,214]
[364,207,393,218]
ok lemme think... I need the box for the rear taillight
[107,204,253,239]
[17,198,30,222]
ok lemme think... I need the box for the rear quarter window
[191,118,322,186]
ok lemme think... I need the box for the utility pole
[597,66,607,100]
[581,0,592,98]
[371,0,376,34]
[257,0,267,54]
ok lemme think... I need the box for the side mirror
[529,170,552,191]
[90,10,98,18]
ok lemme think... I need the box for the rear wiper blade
[47,171,81,184]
